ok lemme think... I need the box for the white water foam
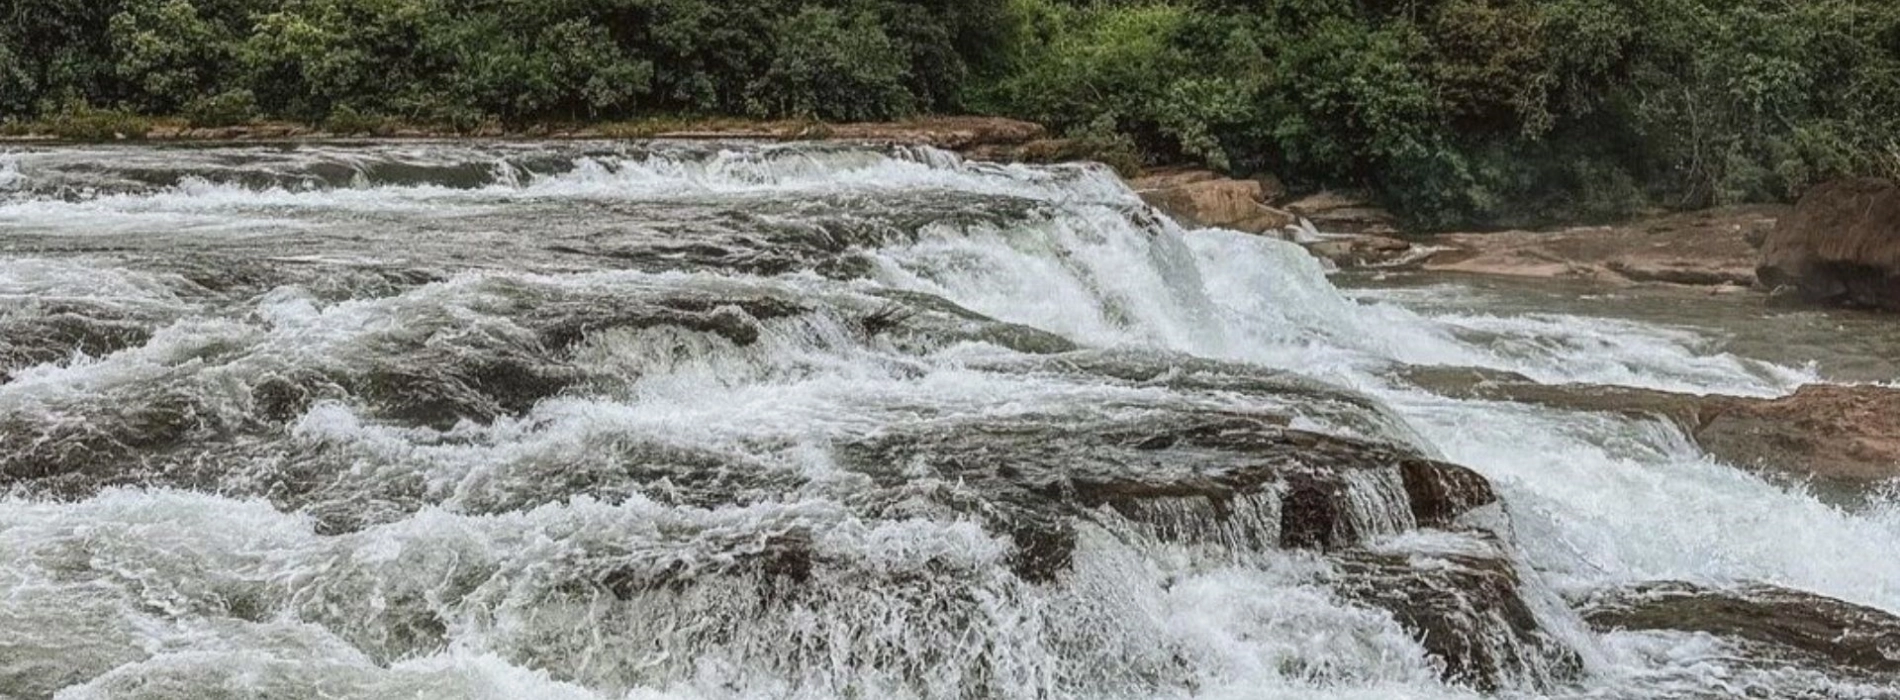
[3,143,1894,699]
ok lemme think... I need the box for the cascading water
[2,142,1895,700]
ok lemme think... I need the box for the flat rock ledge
[1403,367,1900,486]
[1422,205,1784,287]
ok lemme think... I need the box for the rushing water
[1,142,1895,699]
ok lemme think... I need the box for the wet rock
[0,394,213,497]
[866,290,1080,355]
[0,307,155,380]
[1132,169,1297,234]
[1424,205,1781,286]
[1402,459,1499,527]
[1399,366,1719,429]
[1696,384,1900,485]
[1332,540,1583,692]
[973,349,1415,444]
[531,295,807,350]
[602,529,819,600]
[839,412,1494,581]
[1303,234,1416,269]
[1401,368,1900,486]
[353,351,583,429]
[250,370,345,423]
[1286,191,1400,236]
[1579,582,1900,683]
[1759,178,1900,311]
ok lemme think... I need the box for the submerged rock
[1399,366,1717,429]
[1759,178,1900,310]
[1579,582,1900,686]
[0,306,155,381]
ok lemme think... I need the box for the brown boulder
[1697,384,1900,485]
[1131,169,1297,234]
[1759,178,1900,310]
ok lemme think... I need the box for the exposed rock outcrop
[1130,169,1297,234]
[1286,191,1400,236]
[1424,206,1782,286]
[1304,234,1418,269]
[1401,368,1900,486]
[1579,582,1900,687]
[1696,384,1900,485]
[1758,178,1900,311]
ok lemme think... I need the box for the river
[2,142,1895,699]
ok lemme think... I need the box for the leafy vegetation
[4,0,1899,228]
[971,0,1900,228]
[1,0,1008,125]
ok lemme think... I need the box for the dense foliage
[5,0,1900,228]
[973,0,1900,227]
[1,0,1008,125]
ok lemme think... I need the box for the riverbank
[0,115,1054,149]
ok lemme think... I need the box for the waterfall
[2,142,1895,700]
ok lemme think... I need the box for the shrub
[182,88,258,127]
[42,100,153,141]
[746,7,916,121]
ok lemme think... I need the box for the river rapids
[1,142,1896,699]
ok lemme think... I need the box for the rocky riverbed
[3,140,1898,700]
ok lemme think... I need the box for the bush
[320,104,389,135]
[182,88,258,127]
[41,100,153,140]
[970,0,1900,230]
[746,7,916,122]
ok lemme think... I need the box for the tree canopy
[5,0,1900,228]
